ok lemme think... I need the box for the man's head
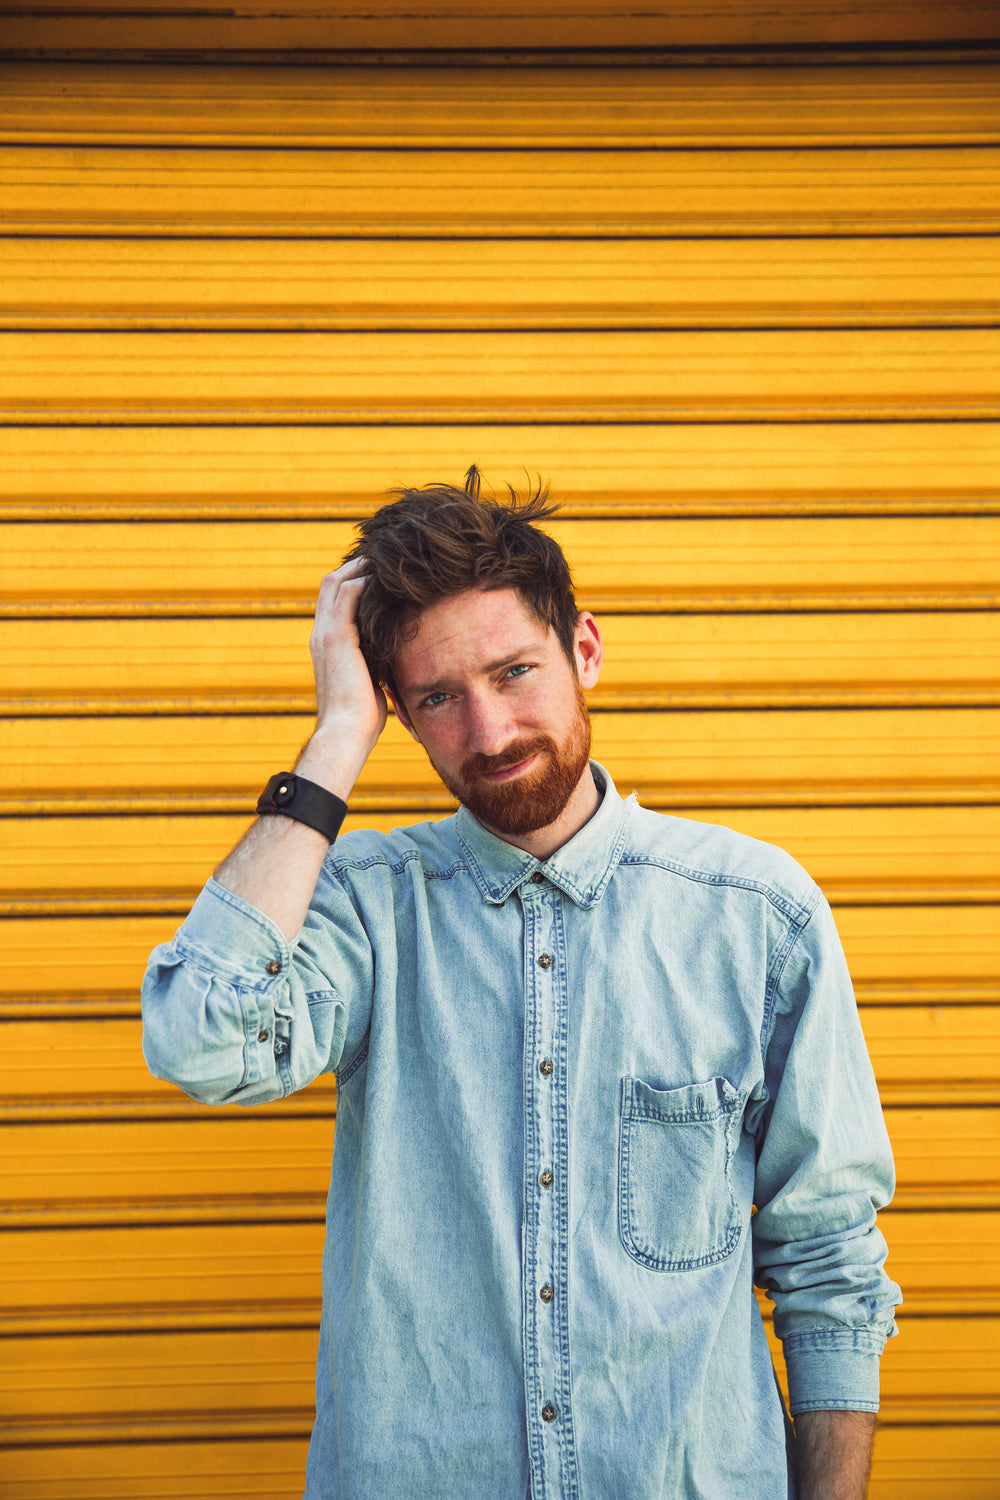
[349,467,579,697]
[347,469,602,842]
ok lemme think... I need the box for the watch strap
[256,772,348,843]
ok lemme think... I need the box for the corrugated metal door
[1,50,999,1499]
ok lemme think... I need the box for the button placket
[521,882,577,1493]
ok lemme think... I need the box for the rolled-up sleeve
[752,894,902,1415]
[141,872,374,1106]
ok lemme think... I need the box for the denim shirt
[142,764,900,1500]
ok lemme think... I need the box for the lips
[461,736,553,785]
[479,754,539,783]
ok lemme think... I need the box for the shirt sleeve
[751,893,902,1415]
[141,870,375,1106]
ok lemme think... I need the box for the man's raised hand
[213,560,387,936]
[301,558,389,801]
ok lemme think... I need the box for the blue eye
[507,664,532,678]
[423,692,449,708]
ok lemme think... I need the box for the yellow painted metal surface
[0,1017,337,1118]
[8,1429,998,1500]
[872,1426,1000,1500]
[2,1118,336,1219]
[4,144,999,238]
[1,44,998,1499]
[4,612,1000,714]
[5,517,999,614]
[2,1,999,55]
[5,63,1000,148]
[2,1211,996,1331]
[6,236,1000,332]
[4,1106,994,1226]
[6,806,1000,910]
[2,1009,998,1122]
[0,1315,997,1451]
[1,1222,326,1327]
[4,707,997,812]
[5,328,1000,423]
[3,908,999,1011]
[4,422,999,519]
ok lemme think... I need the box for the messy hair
[348,466,579,692]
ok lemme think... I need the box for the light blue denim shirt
[142,764,900,1500]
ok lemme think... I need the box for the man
[142,472,901,1500]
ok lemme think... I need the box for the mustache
[461,735,555,780]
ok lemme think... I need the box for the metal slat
[0,1016,336,1120]
[1,1222,325,1326]
[4,423,998,520]
[0,1436,311,1498]
[3,145,998,237]
[0,1326,317,1440]
[4,906,995,1011]
[3,1211,996,1330]
[871,1425,1000,1497]
[1,1,999,54]
[5,613,1000,716]
[1,1108,996,1224]
[4,516,999,617]
[4,329,1000,425]
[2,707,997,812]
[2,1427,997,1499]
[3,1006,998,1121]
[1,1118,336,1222]
[862,1009,1000,1107]
[0,1315,996,1450]
[6,807,1000,914]
[3,63,1000,148]
[4,238,1000,331]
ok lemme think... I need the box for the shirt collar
[454,761,634,909]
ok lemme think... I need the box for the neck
[477,764,601,860]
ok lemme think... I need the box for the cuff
[174,876,292,984]
[783,1331,885,1415]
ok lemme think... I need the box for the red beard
[432,684,592,837]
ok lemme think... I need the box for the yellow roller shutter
[1,39,998,1500]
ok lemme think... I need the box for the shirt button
[542,1403,557,1423]
[265,959,282,975]
[537,953,553,969]
[539,1284,554,1303]
[539,1170,554,1188]
[539,1058,554,1077]
[531,871,545,884]
[257,1029,269,1043]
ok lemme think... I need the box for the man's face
[391,588,603,838]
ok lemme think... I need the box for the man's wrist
[256,772,348,844]
[295,721,376,803]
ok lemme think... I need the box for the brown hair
[347,466,579,692]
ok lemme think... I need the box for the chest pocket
[618,1075,743,1272]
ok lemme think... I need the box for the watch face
[272,774,297,807]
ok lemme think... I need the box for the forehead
[394,587,550,689]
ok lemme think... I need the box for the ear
[385,684,422,744]
[572,612,603,690]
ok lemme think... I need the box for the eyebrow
[404,643,541,703]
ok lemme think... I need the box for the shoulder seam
[326,846,473,885]
[617,852,816,927]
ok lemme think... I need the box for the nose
[464,688,518,758]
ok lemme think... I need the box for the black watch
[256,772,348,843]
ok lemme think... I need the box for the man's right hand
[212,559,387,938]
[299,558,388,801]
